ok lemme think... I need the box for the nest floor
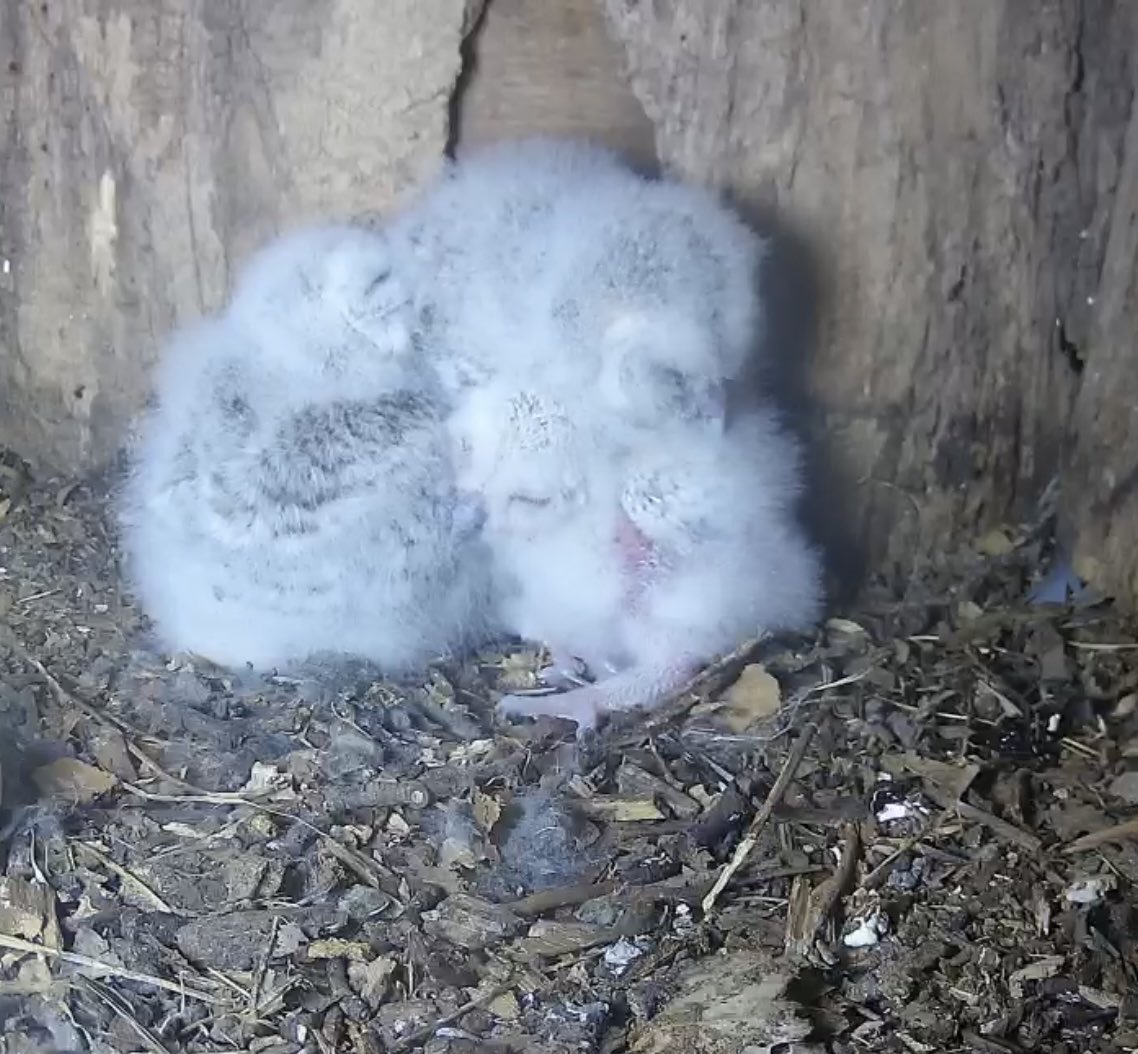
[0,457,1136,1054]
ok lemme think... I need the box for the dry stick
[783,876,813,956]
[75,841,175,913]
[919,781,1043,854]
[508,880,621,917]
[610,634,770,743]
[119,782,395,890]
[13,640,393,932]
[390,983,514,1053]
[247,915,282,1020]
[1067,640,1138,651]
[613,651,868,752]
[960,1029,1028,1054]
[785,822,860,958]
[6,636,136,741]
[23,645,345,803]
[77,976,172,1054]
[860,809,952,891]
[0,933,224,1005]
[1064,816,1138,854]
[548,946,608,976]
[810,822,859,920]
[701,721,818,916]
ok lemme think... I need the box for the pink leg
[498,655,700,731]
[540,648,627,688]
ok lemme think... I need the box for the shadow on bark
[727,193,867,610]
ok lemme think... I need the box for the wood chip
[573,796,665,822]
[696,662,783,732]
[31,758,118,804]
[515,920,622,958]
[421,894,523,951]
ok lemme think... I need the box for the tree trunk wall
[602,0,1135,585]
[1066,85,1138,607]
[3,0,1138,605]
[455,0,655,168]
[0,0,481,473]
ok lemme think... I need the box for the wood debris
[0,466,1136,1052]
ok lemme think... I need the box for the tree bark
[0,0,481,474]
[601,0,1133,587]
[1066,82,1138,606]
[456,0,655,168]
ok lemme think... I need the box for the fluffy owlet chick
[468,391,822,731]
[387,137,636,395]
[390,136,765,420]
[445,379,681,727]
[226,223,416,391]
[446,380,627,682]
[120,224,496,673]
[550,173,766,435]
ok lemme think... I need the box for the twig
[1067,640,1138,651]
[5,634,207,794]
[613,650,864,750]
[0,932,225,1005]
[701,721,818,916]
[5,636,135,740]
[623,635,771,737]
[247,915,281,1019]
[860,809,951,890]
[77,976,172,1054]
[1063,816,1138,854]
[75,841,175,913]
[390,983,513,1052]
[783,876,814,957]
[808,822,860,923]
[784,823,859,958]
[508,880,620,917]
[547,946,608,975]
[919,782,1042,853]
[120,781,274,808]
[119,782,395,889]
[959,1029,1026,1053]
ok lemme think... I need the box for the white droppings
[1065,875,1115,905]
[876,801,913,824]
[843,912,889,948]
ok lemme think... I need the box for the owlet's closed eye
[363,268,393,297]
[508,494,552,509]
